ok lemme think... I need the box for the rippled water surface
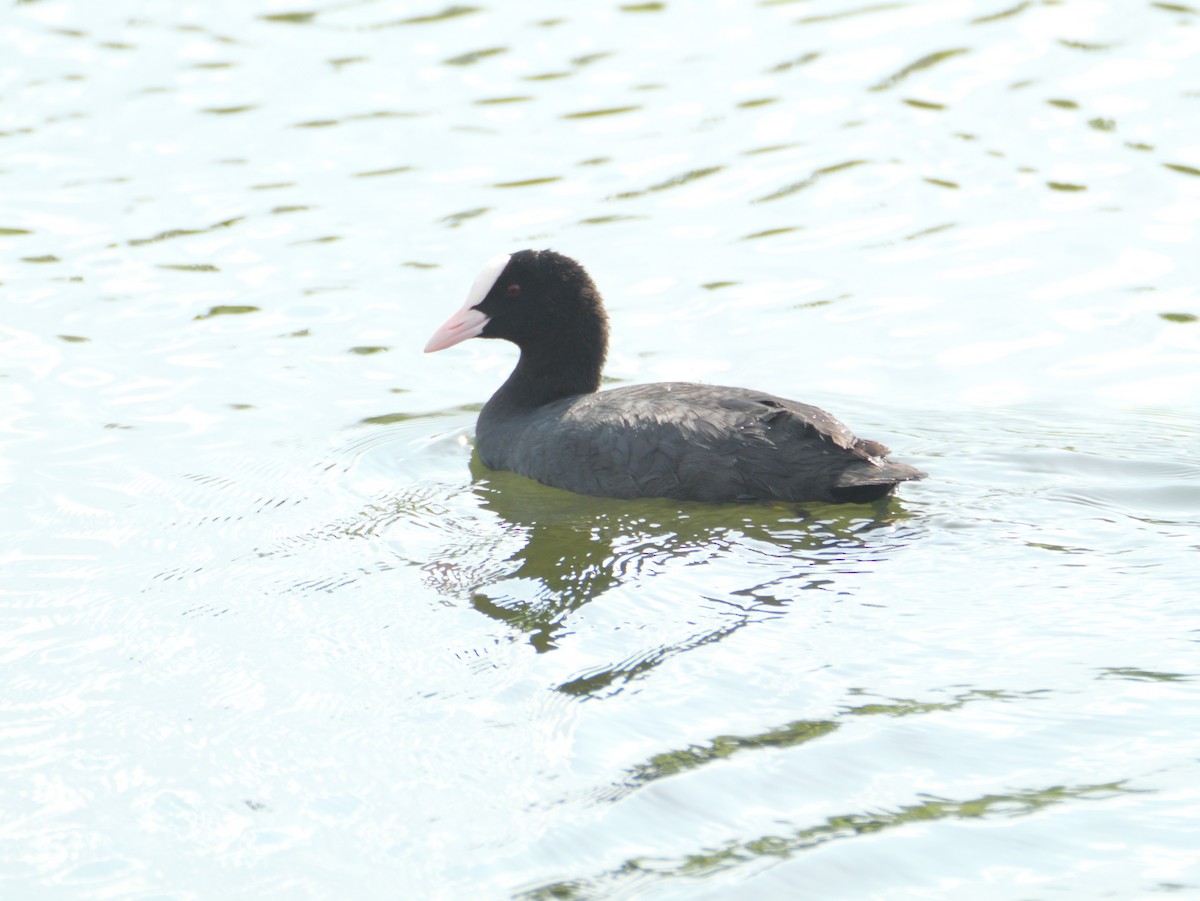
[4,1,1200,898]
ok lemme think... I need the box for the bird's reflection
[459,452,920,678]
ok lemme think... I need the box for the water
[3,1,1199,898]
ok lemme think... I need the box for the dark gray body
[477,382,925,504]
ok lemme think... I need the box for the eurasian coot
[425,250,926,504]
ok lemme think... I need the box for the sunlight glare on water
[2,0,1199,898]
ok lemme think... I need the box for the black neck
[490,340,604,411]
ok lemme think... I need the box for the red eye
[506,283,521,298]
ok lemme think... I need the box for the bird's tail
[831,462,927,503]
